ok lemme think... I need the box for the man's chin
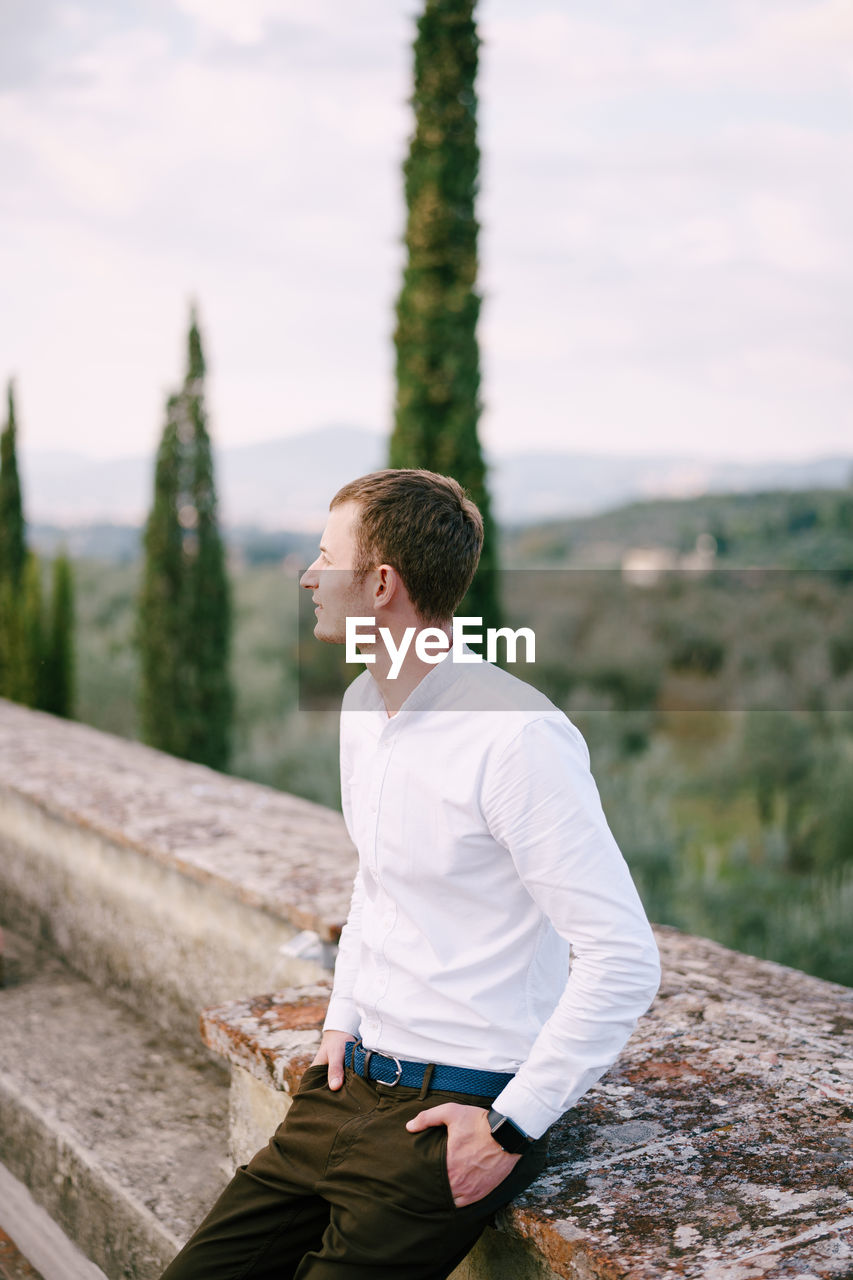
[313,620,345,645]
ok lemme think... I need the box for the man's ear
[374,564,399,609]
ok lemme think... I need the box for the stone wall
[1,700,851,1279]
[0,700,355,1040]
[199,932,853,1280]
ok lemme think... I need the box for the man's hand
[310,1029,355,1091]
[406,1103,521,1207]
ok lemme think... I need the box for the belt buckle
[366,1049,403,1087]
[356,1039,403,1087]
[384,1054,403,1087]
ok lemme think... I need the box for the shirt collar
[352,642,474,726]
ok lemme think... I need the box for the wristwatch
[486,1108,534,1154]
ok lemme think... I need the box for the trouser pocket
[448,1131,550,1220]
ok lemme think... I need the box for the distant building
[622,534,716,586]
[621,546,678,586]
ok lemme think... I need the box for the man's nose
[300,563,319,589]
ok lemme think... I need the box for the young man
[161,469,660,1280]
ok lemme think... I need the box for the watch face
[490,1116,529,1154]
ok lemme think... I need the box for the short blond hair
[330,469,483,623]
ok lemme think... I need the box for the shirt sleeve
[482,714,661,1139]
[322,709,364,1037]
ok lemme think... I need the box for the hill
[503,487,853,571]
[20,426,853,529]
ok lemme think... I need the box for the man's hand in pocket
[406,1103,520,1207]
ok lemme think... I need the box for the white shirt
[324,648,661,1140]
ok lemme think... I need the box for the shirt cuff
[491,1076,566,1141]
[322,994,361,1038]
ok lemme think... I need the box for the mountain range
[20,426,852,532]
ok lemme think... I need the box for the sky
[1,0,852,464]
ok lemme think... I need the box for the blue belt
[344,1039,514,1097]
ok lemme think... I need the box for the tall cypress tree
[390,0,500,627]
[19,551,44,708]
[138,393,185,754]
[138,308,232,770]
[0,578,27,702]
[181,315,232,768]
[0,381,25,590]
[42,551,75,717]
[0,381,29,700]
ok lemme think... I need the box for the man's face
[300,501,374,644]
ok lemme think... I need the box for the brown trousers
[160,1062,549,1280]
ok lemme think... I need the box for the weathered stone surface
[505,926,853,1279]
[0,701,354,1041]
[451,1226,561,1280]
[0,700,355,940]
[0,930,231,1280]
[201,985,331,1094]
[201,985,333,1167]
[228,1067,292,1168]
[202,927,853,1280]
[3,702,851,1277]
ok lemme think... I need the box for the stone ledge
[0,700,356,943]
[201,926,853,1280]
[201,983,332,1096]
[0,702,354,1041]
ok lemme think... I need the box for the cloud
[1,0,851,463]
[0,0,66,90]
[171,0,282,47]
[484,0,853,103]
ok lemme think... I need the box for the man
[161,468,660,1280]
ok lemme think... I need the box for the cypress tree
[0,381,29,700]
[138,308,233,769]
[42,551,75,717]
[181,314,232,769]
[0,381,25,589]
[138,393,185,754]
[390,0,500,627]
[19,551,44,708]
[0,579,26,701]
